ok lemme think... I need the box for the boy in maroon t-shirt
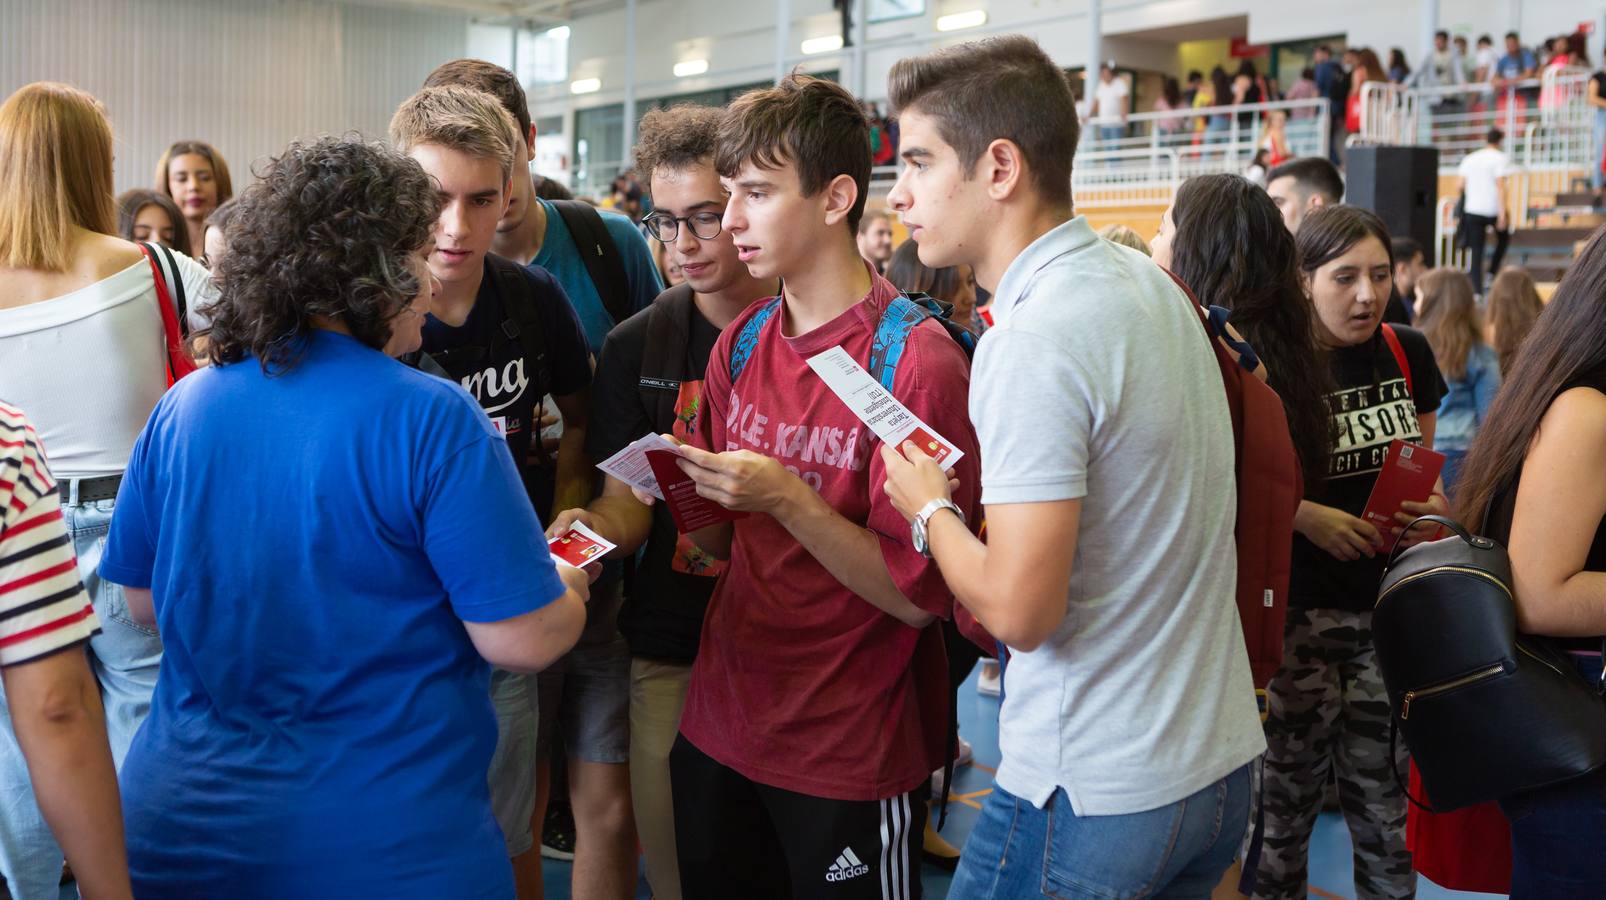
[654,75,981,898]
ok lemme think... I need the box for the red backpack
[1167,272,1303,689]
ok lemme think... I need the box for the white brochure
[805,345,966,469]
[595,433,684,501]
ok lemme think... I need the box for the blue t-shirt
[1497,50,1537,80]
[100,330,565,899]
[531,198,662,353]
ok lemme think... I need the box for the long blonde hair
[0,82,117,271]
[1485,266,1544,376]
[1415,267,1483,380]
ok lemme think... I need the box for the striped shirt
[0,402,99,667]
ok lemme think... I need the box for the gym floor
[544,665,1503,900]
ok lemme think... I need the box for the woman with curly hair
[99,136,589,899]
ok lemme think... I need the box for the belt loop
[66,477,80,507]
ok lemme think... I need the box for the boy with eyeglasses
[546,103,778,900]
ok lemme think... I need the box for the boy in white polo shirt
[880,35,1266,897]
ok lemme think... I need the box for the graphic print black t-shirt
[1291,325,1447,611]
[586,298,724,664]
[420,255,591,525]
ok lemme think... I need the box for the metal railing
[1434,195,1469,272]
[1359,69,1594,172]
[1071,147,1182,207]
[1078,98,1330,177]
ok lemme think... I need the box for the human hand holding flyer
[594,434,747,533]
[595,433,683,501]
[1361,440,1447,549]
[547,520,616,568]
[644,449,748,533]
[805,346,966,469]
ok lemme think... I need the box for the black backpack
[1373,514,1606,811]
[549,199,633,329]
[635,283,700,436]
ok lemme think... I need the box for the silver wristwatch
[912,499,965,557]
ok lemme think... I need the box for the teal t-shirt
[531,199,663,354]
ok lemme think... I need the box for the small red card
[645,450,748,534]
[904,427,957,466]
[547,522,614,568]
[1361,439,1446,547]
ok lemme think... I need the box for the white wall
[0,0,469,195]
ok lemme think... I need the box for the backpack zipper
[1401,663,1507,719]
[1377,565,1511,607]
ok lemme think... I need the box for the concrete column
[1088,0,1103,82]
[1422,0,1440,59]
[775,0,791,84]
[853,0,869,98]
[623,0,638,167]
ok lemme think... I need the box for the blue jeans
[0,499,161,899]
[951,765,1252,899]
[1099,124,1127,143]
[1496,655,1606,900]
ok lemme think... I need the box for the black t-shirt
[586,291,725,664]
[1291,325,1448,611]
[1593,72,1606,107]
[420,255,592,526]
[1486,363,1606,650]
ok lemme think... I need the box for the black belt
[60,474,122,504]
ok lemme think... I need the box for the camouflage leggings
[1253,608,1416,900]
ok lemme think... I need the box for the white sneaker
[977,661,1001,697]
[955,735,973,767]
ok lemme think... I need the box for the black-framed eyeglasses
[642,211,723,243]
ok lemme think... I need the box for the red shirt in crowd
[680,269,982,801]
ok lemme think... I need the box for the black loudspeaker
[1345,146,1441,266]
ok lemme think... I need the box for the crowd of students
[1,30,1604,900]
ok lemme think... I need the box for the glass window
[869,0,925,23]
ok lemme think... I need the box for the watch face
[911,517,929,555]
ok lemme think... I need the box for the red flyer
[1361,439,1446,548]
[645,449,748,534]
[547,521,615,569]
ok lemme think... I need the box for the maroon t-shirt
[680,270,982,801]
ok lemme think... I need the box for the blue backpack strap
[1207,305,1261,374]
[728,297,783,384]
[867,292,937,391]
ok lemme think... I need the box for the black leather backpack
[1373,515,1606,811]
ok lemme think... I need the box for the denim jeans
[951,765,1252,899]
[0,499,161,899]
[1496,655,1606,900]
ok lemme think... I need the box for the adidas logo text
[825,847,870,882]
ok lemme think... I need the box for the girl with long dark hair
[1253,205,1448,900]
[1151,173,1336,489]
[1452,229,1606,898]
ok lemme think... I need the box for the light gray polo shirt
[974,217,1266,816]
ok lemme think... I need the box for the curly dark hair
[199,137,439,373]
[634,104,724,192]
[1169,174,1339,494]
